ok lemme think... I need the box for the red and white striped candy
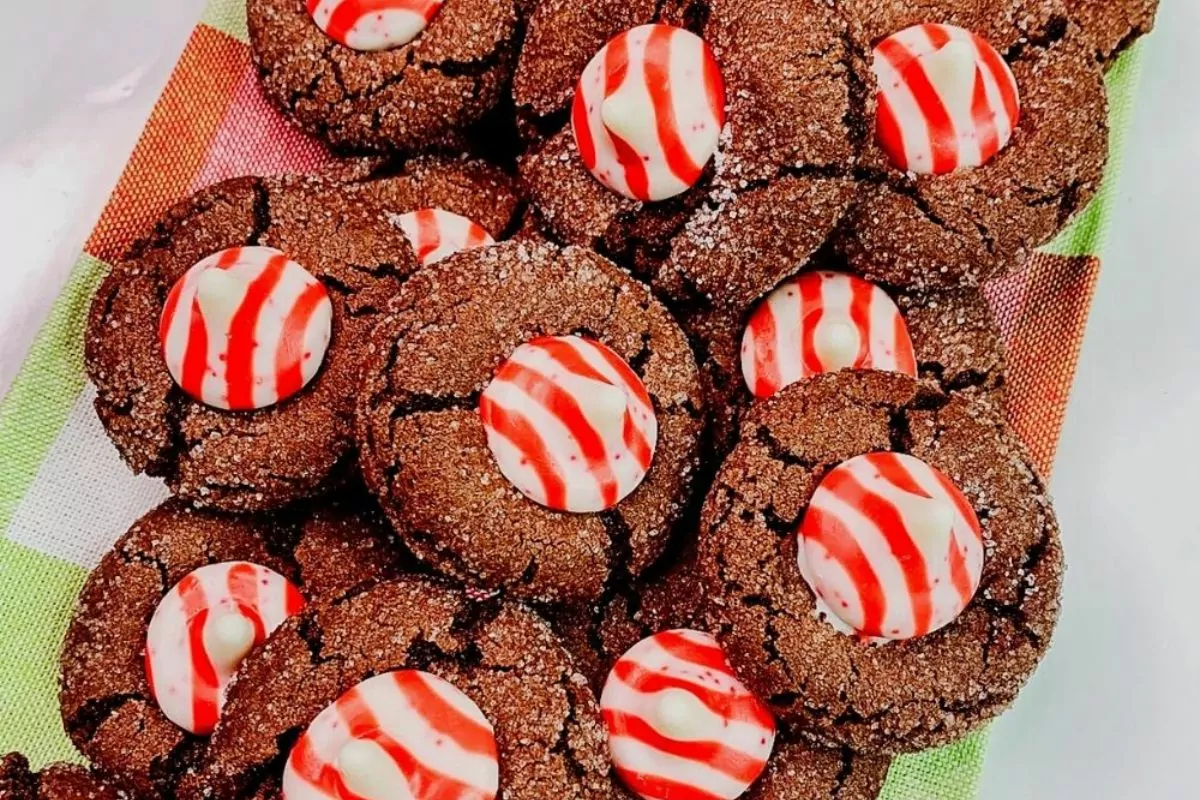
[145,562,304,735]
[393,208,495,267]
[873,24,1020,175]
[306,0,443,51]
[572,24,726,202]
[479,335,657,514]
[798,453,984,641]
[741,271,917,400]
[159,246,333,411]
[282,670,499,800]
[601,630,775,800]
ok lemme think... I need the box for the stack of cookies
[5,1,1158,798]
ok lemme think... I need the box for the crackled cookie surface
[248,0,525,153]
[835,0,1109,288]
[701,266,1007,458]
[517,0,1109,297]
[0,753,129,800]
[58,500,405,796]
[86,160,519,512]
[696,371,1063,754]
[356,241,705,606]
[180,579,614,800]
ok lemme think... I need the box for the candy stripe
[877,37,957,174]
[275,280,331,401]
[180,295,211,401]
[572,25,724,202]
[480,335,657,513]
[226,254,288,410]
[742,272,916,400]
[178,576,220,735]
[646,25,704,188]
[145,562,304,735]
[393,671,497,757]
[652,630,736,675]
[605,33,651,201]
[802,506,888,635]
[873,24,1020,174]
[602,631,774,800]
[822,467,934,636]
[478,396,569,509]
[799,453,985,640]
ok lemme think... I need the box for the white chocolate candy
[797,453,985,641]
[145,562,304,735]
[282,670,499,800]
[741,272,917,400]
[601,630,775,800]
[159,246,333,411]
[572,24,726,202]
[307,0,444,52]
[479,335,657,514]
[873,24,1021,174]
[392,208,495,267]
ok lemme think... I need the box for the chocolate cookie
[517,0,1110,295]
[86,159,520,512]
[701,267,1008,458]
[58,499,404,796]
[552,553,891,800]
[0,754,127,800]
[179,578,613,800]
[834,1,1110,288]
[516,0,860,287]
[248,0,526,154]
[356,241,706,606]
[696,371,1063,754]
[1063,0,1159,64]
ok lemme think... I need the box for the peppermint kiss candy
[798,453,984,641]
[145,562,304,735]
[572,24,726,202]
[479,335,657,514]
[393,208,495,267]
[874,23,1020,174]
[306,0,444,52]
[741,272,918,400]
[159,246,333,411]
[282,670,499,800]
[601,630,775,800]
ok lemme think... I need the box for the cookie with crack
[515,0,860,286]
[696,370,1063,754]
[58,499,406,797]
[355,240,706,606]
[700,267,1008,458]
[86,159,519,512]
[248,0,527,154]
[548,536,893,800]
[0,753,129,800]
[1062,0,1159,65]
[833,1,1110,288]
[177,578,614,800]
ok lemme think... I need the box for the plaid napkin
[0,1,1147,797]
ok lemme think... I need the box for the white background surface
[0,1,1195,796]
